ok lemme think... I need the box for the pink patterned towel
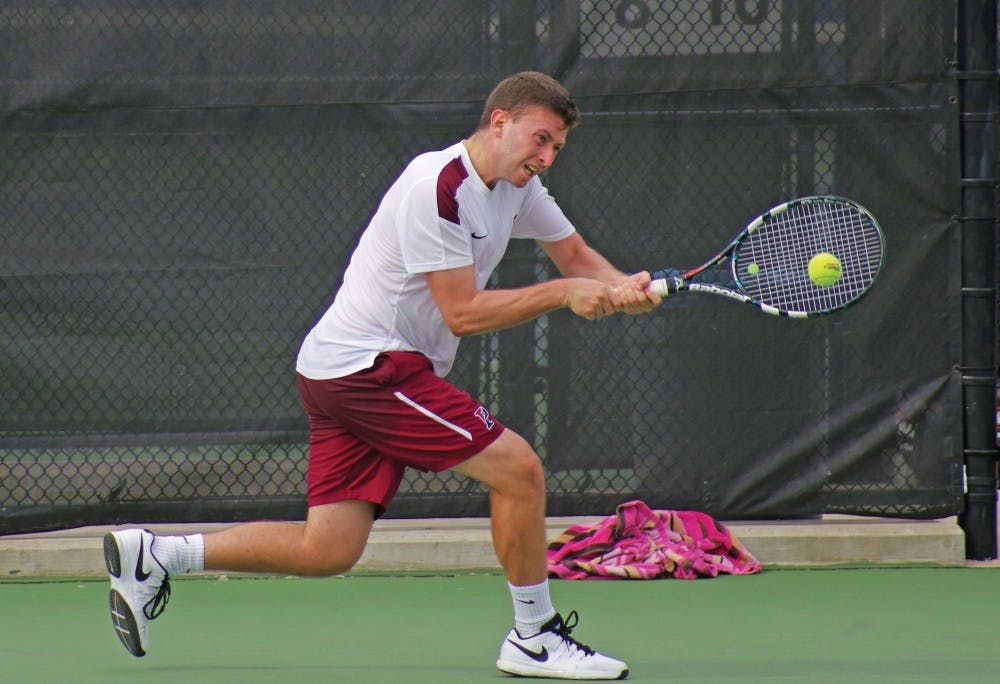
[546,500,762,580]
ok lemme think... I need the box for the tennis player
[104,71,659,680]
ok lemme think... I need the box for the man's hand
[608,271,661,314]
[564,271,661,320]
[563,278,617,320]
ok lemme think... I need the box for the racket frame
[648,196,884,318]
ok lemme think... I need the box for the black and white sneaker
[496,611,629,680]
[104,529,171,657]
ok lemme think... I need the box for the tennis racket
[648,196,884,318]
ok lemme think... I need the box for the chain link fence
[1,1,970,533]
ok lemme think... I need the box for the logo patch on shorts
[473,405,495,430]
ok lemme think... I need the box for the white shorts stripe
[393,391,473,441]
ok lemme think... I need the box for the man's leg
[452,429,629,680]
[451,428,547,586]
[105,500,376,657]
[202,499,377,576]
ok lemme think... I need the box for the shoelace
[551,610,595,656]
[143,575,171,620]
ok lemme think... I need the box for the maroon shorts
[296,351,505,515]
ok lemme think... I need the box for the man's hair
[477,71,580,130]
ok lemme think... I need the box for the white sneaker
[496,611,629,680]
[104,529,171,657]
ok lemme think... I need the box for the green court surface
[1,567,997,683]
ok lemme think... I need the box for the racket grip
[648,276,683,296]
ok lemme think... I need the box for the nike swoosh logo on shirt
[134,541,152,582]
[508,640,549,662]
[471,232,488,239]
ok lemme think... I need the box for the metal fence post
[956,0,999,559]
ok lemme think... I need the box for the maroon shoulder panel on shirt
[436,155,468,224]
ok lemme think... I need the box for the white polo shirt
[296,140,576,379]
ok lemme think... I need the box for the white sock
[151,533,205,575]
[508,579,556,636]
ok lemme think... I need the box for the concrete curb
[0,514,975,578]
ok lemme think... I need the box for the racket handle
[648,276,684,296]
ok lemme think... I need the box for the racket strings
[735,199,883,314]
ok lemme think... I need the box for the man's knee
[454,430,545,496]
[509,446,545,494]
[301,543,366,577]
[300,500,376,576]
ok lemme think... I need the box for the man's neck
[462,132,498,189]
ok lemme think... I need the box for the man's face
[494,105,569,187]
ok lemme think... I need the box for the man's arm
[425,233,660,338]
[425,265,618,337]
[541,232,660,314]
[540,231,622,281]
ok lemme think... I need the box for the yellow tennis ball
[808,252,842,287]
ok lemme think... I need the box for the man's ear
[489,108,509,136]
